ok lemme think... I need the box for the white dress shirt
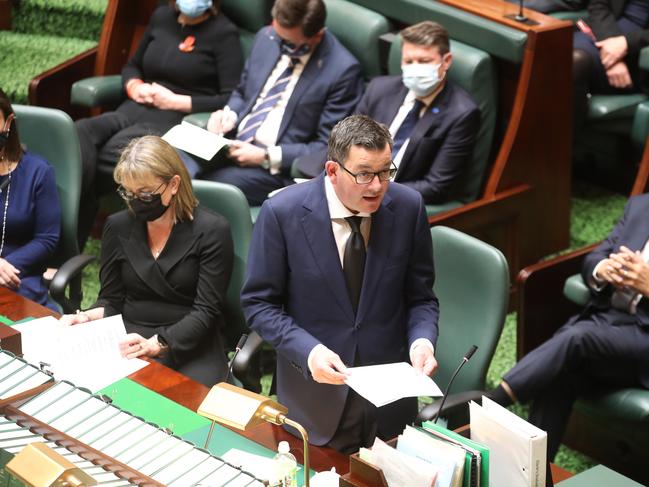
[235,51,312,171]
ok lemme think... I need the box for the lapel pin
[432,107,440,114]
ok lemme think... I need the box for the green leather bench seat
[563,273,591,306]
[324,0,391,79]
[549,10,587,22]
[350,0,527,63]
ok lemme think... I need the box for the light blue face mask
[177,0,213,18]
[401,62,444,98]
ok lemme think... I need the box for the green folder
[422,421,490,487]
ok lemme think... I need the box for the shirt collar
[324,174,371,219]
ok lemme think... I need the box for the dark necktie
[343,216,366,314]
[237,58,300,144]
[392,99,425,159]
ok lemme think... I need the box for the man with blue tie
[297,21,480,205]
[241,115,439,453]
[194,0,363,205]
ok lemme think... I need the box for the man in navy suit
[241,115,439,453]
[297,21,480,205]
[192,0,363,205]
[489,194,649,460]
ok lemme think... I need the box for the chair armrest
[232,330,264,391]
[71,75,124,108]
[182,112,210,129]
[639,46,649,72]
[416,390,485,425]
[49,254,96,313]
[425,201,464,217]
[563,273,591,306]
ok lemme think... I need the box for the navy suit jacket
[227,27,363,174]
[241,175,439,445]
[582,193,649,329]
[296,77,480,204]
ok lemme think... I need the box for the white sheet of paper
[345,362,443,407]
[371,437,439,487]
[162,121,230,160]
[14,315,147,392]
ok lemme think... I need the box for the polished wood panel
[0,0,11,30]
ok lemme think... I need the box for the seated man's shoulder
[323,31,361,68]
[387,182,426,207]
[447,81,480,113]
[365,75,402,93]
[262,179,321,215]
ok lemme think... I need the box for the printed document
[162,121,230,160]
[13,315,148,392]
[345,362,442,407]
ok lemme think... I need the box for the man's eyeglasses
[117,181,167,202]
[339,162,397,185]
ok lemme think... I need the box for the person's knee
[573,49,593,84]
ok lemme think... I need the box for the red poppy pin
[179,35,195,53]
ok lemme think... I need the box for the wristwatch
[261,149,271,171]
[156,334,169,355]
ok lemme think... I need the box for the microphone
[432,345,478,424]
[224,334,248,385]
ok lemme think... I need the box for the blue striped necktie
[237,57,300,144]
[392,99,425,159]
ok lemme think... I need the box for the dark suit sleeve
[405,195,440,347]
[241,200,321,377]
[581,198,632,291]
[588,0,623,40]
[400,106,481,204]
[92,217,126,317]
[278,62,364,173]
[160,217,233,365]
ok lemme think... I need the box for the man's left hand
[596,36,628,69]
[410,344,438,376]
[611,246,649,296]
[228,140,266,167]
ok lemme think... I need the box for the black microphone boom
[224,333,248,385]
[432,345,479,424]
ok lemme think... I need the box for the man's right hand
[207,109,236,135]
[308,345,349,385]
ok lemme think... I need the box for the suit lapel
[277,34,331,140]
[242,31,282,119]
[381,84,408,126]
[120,219,194,302]
[398,83,451,175]
[356,193,394,323]
[301,176,356,321]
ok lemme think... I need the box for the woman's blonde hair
[114,136,198,222]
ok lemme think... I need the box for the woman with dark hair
[573,0,649,128]
[0,88,61,308]
[75,0,243,248]
[61,136,233,386]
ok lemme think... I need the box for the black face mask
[129,194,169,222]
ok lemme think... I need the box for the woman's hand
[129,82,156,105]
[0,258,20,289]
[119,333,164,359]
[149,83,191,112]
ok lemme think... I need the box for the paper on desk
[162,121,230,160]
[13,315,148,392]
[370,437,439,487]
[222,448,302,482]
[345,362,443,407]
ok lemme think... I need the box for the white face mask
[401,62,444,97]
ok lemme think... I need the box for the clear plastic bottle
[271,440,298,487]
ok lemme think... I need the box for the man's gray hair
[327,115,393,164]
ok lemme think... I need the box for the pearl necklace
[0,171,11,257]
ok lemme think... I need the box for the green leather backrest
[324,0,391,79]
[389,37,497,202]
[431,226,509,392]
[13,105,81,265]
[222,0,272,59]
[192,180,253,349]
[350,0,527,63]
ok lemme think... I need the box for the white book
[162,121,230,160]
[470,397,547,487]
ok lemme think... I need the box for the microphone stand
[433,345,478,424]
